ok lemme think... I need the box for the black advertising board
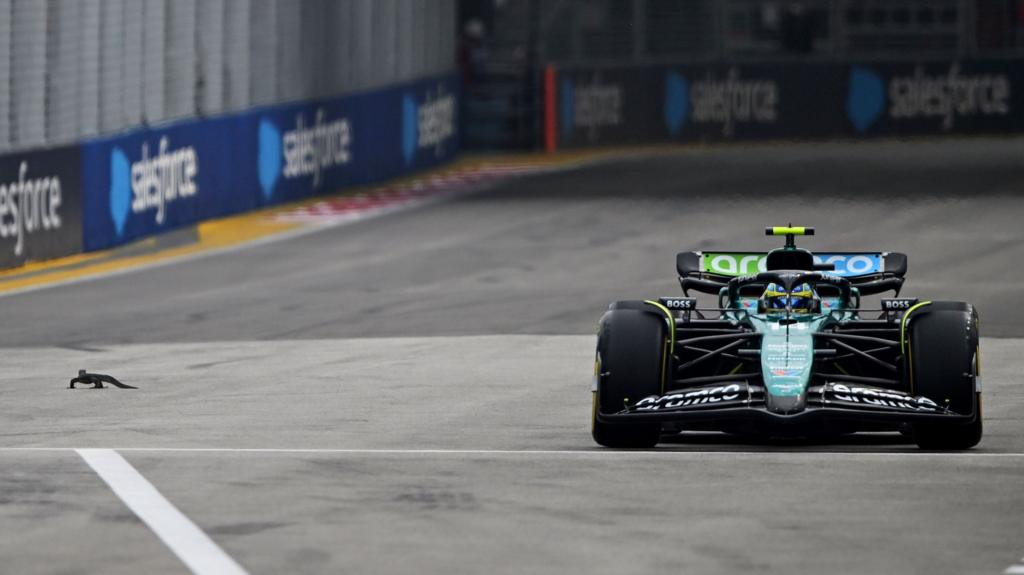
[0,145,82,269]
[555,59,1024,148]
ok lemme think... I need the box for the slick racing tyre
[592,302,666,448]
[908,302,983,450]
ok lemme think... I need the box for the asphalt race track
[2,138,1023,574]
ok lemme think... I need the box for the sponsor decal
[658,297,697,311]
[664,68,778,137]
[848,64,1011,133]
[109,137,198,236]
[664,71,689,136]
[559,77,575,138]
[282,109,352,189]
[690,68,778,137]
[769,322,808,331]
[402,85,456,166]
[634,383,745,411]
[889,63,1010,131]
[847,67,886,134]
[257,119,283,200]
[563,76,623,140]
[762,338,813,396]
[258,108,352,200]
[881,298,919,311]
[772,368,802,377]
[825,383,942,412]
[0,161,63,259]
[702,252,882,277]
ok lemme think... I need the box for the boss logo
[658,297,697,310]
[881,298,918,311]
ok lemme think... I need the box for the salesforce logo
[258,119,282,201]
[109,137,198,237]
[559,77,575,138]
[889,63,1010,130]
[847,67,885,134]
[402,87,456,166]
[0,161,64,258]
[664,72,689,136]
[258,109,351,200]
[846,64,1011,134]
[663,68,778,137]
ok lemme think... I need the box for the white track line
[2,447,1021,456]
[77,449,249,575]
[1006,561,1024,574]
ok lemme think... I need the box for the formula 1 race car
[591,226,982,450]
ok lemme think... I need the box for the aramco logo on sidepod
[257,109,352,200]
[108,138,198,237]
[402,86,456,166]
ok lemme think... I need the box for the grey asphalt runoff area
[1,138,1023,574]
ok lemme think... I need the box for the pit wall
[0,74,459,267]
[546,60,1024,150]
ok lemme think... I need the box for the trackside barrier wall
[0,145,83,268]
[551,60,1024,149]
[80,74,459,252]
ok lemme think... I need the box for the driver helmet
[761,282,818,313]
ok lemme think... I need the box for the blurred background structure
[3,0,1024,153]
[2,0,1024,269]
[458,0,1024,148]
[0,0,456,154]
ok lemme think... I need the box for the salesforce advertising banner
[555,60,1024,148]
[846,60,1023,136]
[253,75,458,205]
[0,145,83,269]
[81,118,249,251]
[82,74,458,251]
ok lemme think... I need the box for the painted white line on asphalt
[77,449,248,575]
[1004,563,1024,574]
[3,447,1022,456]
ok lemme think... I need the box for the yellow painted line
[0,213,299,293]
[0,250,109,278]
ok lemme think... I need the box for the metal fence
[0,0,456,154]
[535,0,1024,65]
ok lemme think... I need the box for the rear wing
[676,251,907,296]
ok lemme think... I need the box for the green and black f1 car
[591,226,982,450]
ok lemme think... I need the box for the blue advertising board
[82,74,459,251]
[0,144,83,268]
[555,60,1024,148]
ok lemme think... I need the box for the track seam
[4,447,1024,456]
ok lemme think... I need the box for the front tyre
[592,304,667,448]
[908,302,982,450]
